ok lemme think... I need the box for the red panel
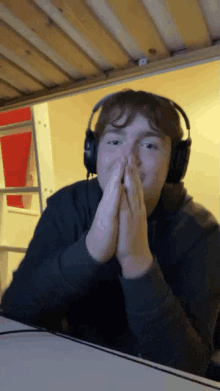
[0,107,32,126]
[0,132,32,208]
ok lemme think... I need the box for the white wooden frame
[0,102,55,299]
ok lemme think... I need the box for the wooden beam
[0,43,220,112]
[0,80,21,99]
[107,0,169,60]
[164,0,211,50]
[0,21,73,86]
[0,55,44,92]
[1,0,101,76]
[51,0,130,68]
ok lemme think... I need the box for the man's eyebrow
[103,127,166,140]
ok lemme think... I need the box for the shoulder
[168,198,219,262]
[46,177,101,204]
[44,177,102,221]
[178,198,219,233]
[47,180,87,203]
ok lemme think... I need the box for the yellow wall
[1,59,220,298]
[48,60,220,222]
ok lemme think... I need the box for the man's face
[96,110,172,217]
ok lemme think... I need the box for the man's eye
[107,140,120,145]
[142,143,158,150]
[107,140,158,150]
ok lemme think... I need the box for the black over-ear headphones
[83,91,192,222]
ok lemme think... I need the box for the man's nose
[121,153,140,167]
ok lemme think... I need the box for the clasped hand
[116,155,153,277]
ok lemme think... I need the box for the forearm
[1,233,104,323]
[126,294,210,376]
[119,255,212,376]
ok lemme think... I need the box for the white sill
[7,206,40,216]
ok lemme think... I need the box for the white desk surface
[0,314,219,391]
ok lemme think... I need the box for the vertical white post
[32,102,55,213]
[0,139,8,246]
[0,140,8,300]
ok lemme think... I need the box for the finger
[103,161,126,219]
[130,163,144,210]
[121,186,128,208]
[127,159,144,211]
[124,164,139,217]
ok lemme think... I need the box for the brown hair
[93,89,185,165]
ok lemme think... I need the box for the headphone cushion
[166,141,190,183]
[84,130,98,175]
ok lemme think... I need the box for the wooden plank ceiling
[0,0,220,111]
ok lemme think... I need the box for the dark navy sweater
[1,177,220,378]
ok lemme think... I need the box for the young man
[1,90,220,379]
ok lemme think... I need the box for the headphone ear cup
[166,141,191,184]
[84,129,98,176]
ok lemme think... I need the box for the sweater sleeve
[1,191,105,331]
[118,227,220,377]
